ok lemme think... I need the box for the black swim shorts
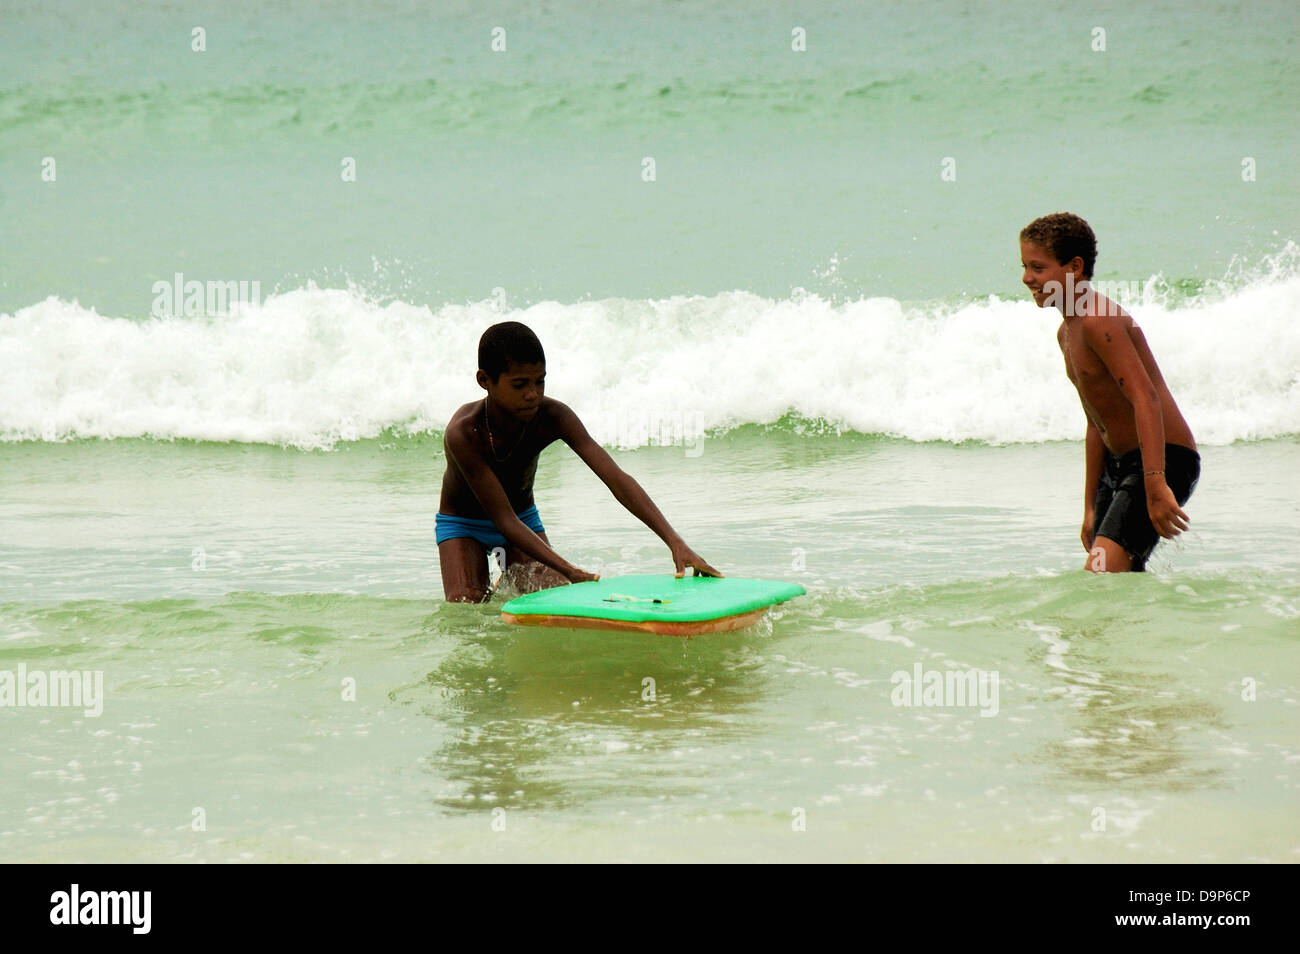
[1092,443,1201,571]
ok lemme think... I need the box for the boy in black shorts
[1019,213,1200,571]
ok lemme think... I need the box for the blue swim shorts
[435,505,546,549]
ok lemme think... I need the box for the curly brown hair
[1020,213,1098,279]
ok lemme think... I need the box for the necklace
[483,400,531,462]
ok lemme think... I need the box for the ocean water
[2,0,1298,863]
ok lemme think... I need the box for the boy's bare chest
[469,423,561,488]
[484,449,540,486]
[1060,325,1110,389]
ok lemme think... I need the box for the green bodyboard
[501,574,805,624]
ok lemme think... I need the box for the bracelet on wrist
[1143,469,1164,477]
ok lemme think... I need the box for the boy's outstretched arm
[1082,420,1105,551]
[444,431,598,583]
[1085,317,1189,539]
[553,402,723,578]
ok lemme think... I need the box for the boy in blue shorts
[437,321,720,601]
[1019,212,1200,572]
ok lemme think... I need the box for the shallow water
[3,436,1296,862]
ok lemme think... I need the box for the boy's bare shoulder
[539,395,574,419]
[1081,306,1135,348]
[444,401,483,449]
[1086,290,1132,321]
[537,397,588,436]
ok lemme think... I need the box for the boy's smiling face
[481,360,546,420]
[1020,239,1080,308]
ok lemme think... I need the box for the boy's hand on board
[671,542,723,578]
[1146,480,1190,538]
[566,568,601,584]
[1081,510,1096,552]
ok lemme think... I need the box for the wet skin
[1020,240,1196,569]
[438,360,720,602]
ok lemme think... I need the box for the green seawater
[2,0,1298,863]
[2,435,1297,862]
[2,0,1298,314]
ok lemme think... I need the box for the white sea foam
[4,268,1298,449]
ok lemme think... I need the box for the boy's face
[1020,239,1080,308]
[481,360,546,419]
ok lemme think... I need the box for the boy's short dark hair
[1020,212,1098,280]
[479,321,545,381]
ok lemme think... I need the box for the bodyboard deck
[501,574,805,636]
